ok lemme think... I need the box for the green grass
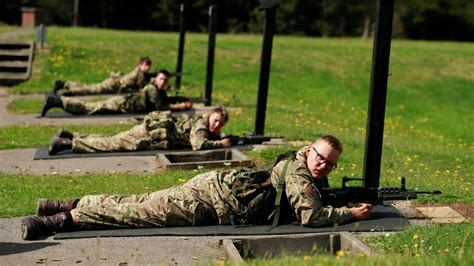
[0,170,202,217]
[363,223,473,257]
[1,27,473,264]
[7,98,43,114]
[7,97,117,114]
[2,27,472,204]
[236,223,473,265]
[0,25,35,41]
[0,125,132,149]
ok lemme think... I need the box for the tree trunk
[362,15,371,39]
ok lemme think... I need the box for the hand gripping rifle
[224,134,283,146]
[321,176,442,208]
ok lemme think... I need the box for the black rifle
[224,135,282,146]
[321,176,442,207]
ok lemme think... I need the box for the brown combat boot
[37,198,79,216]
[21,212,74,240]
[48,136,73,155]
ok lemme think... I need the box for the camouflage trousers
[61,96,128,115]
[63,77,121,95]
[72,124,171,152]
[70,173,220,229]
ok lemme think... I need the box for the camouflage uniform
[71,147,353,229]
[62,67,146,95]
[72,111,226,152]
[60,80,181,115]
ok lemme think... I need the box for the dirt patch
[449,204,474,220]
[414,203,473,220]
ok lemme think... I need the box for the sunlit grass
[0,124,132,149]
[3,27,473,206]
[0,170,201,217]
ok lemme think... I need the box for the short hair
[317,135,343,153]
[139,57,152,65]
[212,106,229,122]
[157,69,171,77]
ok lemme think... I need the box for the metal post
[72,0,79,27]
[362,0,395,188]
[40,24,44,49]
[205,5,217,106]
[254,0,279,136]
[36,24,46,49]
[175,4,186,90]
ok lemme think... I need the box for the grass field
[0,26,472,265]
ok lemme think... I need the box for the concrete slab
[416,206,467,224]
[224,232,374,261]
[0,217,227,265]
[0,91,138,126]
[391,200,424,219]
[0,148,157,175]
[157,148,252,170]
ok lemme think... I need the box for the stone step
[0,60,29,73]
[0,41,34,85]
[0,54,30,61]
[0,61,29,68]
[0,72,29,80]
[0,49,31,56]
[0,42,31,50]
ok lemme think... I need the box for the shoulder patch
[195,129,209,139]
[304,185,318,198]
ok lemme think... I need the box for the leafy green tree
[397,0,474,41]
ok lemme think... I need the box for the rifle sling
[271,153,294,228]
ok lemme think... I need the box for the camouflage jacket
[117,67,146,93]
[144,111,225,150]
[199,147,353,227]
[122,81,171,113]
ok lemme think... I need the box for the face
[208,112,226,133]
[305,140,341,179]
[155,73,169,90]
[138,62,151,73]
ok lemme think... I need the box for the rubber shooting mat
[38,112,144,119]
[55,205,408,239]
[38,106,218,119]
[34,146,252,160]
[33,147,194,160]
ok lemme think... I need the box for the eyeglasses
[312,147,337,170]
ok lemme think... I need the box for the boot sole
[20,217,36,240]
